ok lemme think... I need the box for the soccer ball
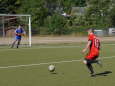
[48,65,55,72]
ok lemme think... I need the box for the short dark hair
[19,24,24,27]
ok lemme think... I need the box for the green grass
[0,43,115,86]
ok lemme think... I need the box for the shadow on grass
[50,72,57,74]
[94,71,112,77]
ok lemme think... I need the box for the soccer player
[82,29,101,77]
[11,25,25,48]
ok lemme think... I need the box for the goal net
[0,14,32,47]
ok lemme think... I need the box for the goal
[0,14,32,47]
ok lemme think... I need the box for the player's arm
[22,29,26,36]
[15,29,19,35]
[82,40,91,53]
[15,32,21,36]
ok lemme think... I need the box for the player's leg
[83,59,94,76]
[84,53,95,75]
[87,63,94,75]
[16,39,21,48]
[91,56,103,67]
[96,59,103,67]
[11,36,19,48]
[11,40,17,48]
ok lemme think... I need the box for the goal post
[28,15,32,47]
[0,14,32,47]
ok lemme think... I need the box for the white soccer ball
[48,65,55,72]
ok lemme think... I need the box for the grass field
[0,43,115,86]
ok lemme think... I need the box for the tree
[85,0,111,28]
[109,5,115,27]
[44,14,69,35]
[18,0,48,34]
[0,0,88,35]
[0,0,21,13]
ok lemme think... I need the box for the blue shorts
[15,36,22,40]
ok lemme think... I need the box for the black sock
[16,45,19,48]
[17,41,20,48]
[86,63,94,74]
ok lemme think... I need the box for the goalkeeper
[11,25,25,48]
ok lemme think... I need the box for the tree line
[0,0,115,35]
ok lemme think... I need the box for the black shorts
[85,58,98,64]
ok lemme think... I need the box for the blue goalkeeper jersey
[15,28,24,40]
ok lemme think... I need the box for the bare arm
[82,40,91,53]
[20,29,26,36]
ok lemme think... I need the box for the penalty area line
[0,56,115,69]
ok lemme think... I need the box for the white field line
[0,56,115,69]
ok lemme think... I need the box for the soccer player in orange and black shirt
[82,29,101,77]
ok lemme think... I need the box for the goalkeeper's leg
[11,40,17,48]
[17,39,21,48]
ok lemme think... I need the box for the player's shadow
[50,72,57,74]
[94,71,112,77]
